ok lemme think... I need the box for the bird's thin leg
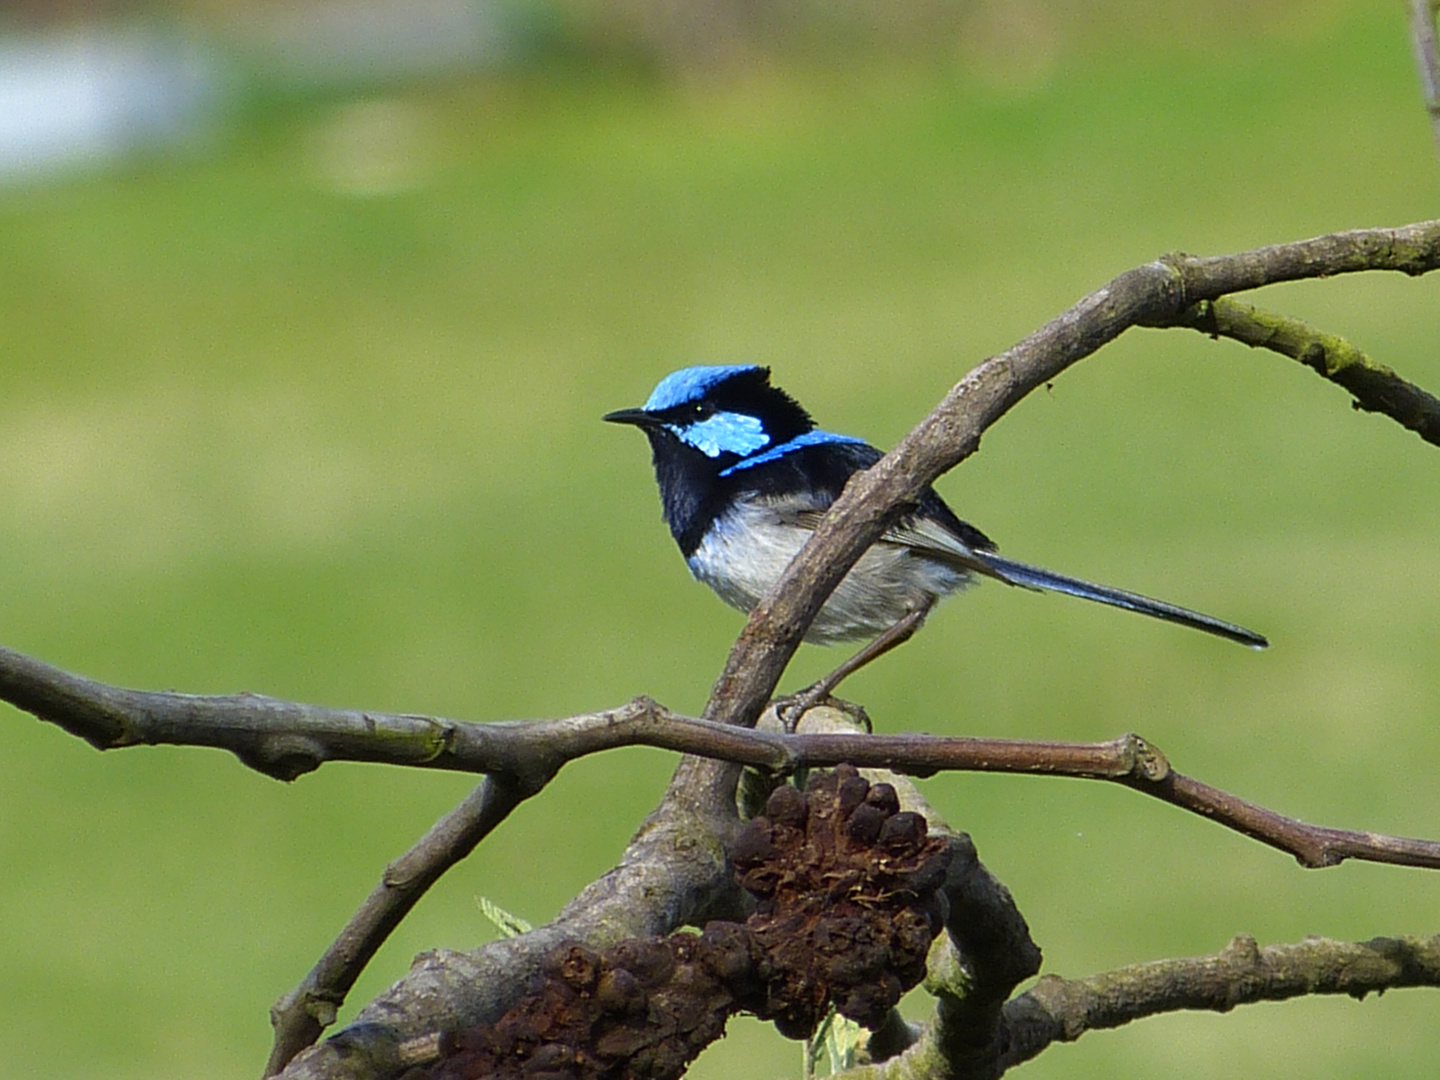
[778,599,935,732]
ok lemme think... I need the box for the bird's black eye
[691,401,712,419]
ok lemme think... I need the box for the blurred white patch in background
[0,24,219,184]
[0,1,510,189]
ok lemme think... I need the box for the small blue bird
[606,365,1265,694]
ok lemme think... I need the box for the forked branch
[5,221,1438,1080]
[702,221,1440,739]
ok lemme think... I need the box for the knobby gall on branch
[404,767,953,1079]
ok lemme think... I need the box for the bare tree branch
[988,933,1440,1077]
[1177,297,1440,446]
[8,619,1429,1076]
[865,935,1440,1080]
[923,848,1042,1079]
[10,645,1440,874]
[1411,0,1440,171]
[10,222,1440,1080]
[9,609,1440,1075]
[774,728,1440,871]
[0,646,760,786]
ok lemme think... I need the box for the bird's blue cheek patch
[669,412,770,458]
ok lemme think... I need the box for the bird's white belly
[686,499,971,644]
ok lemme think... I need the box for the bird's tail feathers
[969,550,1268,649]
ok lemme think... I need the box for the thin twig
[774,727,1440,870]
[1411,0,1440,171]
[264,777,527,1076]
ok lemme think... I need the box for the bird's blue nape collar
[644,365,762,411]
[719,429,867,476]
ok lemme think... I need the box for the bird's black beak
[602,407,655,427]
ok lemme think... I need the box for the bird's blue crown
[643,365,762,412]
[637,364,862,464]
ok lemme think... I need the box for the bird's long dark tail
[969,550,1268,649]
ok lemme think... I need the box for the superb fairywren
[605,366,1265,694]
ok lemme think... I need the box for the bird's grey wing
[783,507,1009,579]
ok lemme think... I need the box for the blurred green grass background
[2,2,1439,1078]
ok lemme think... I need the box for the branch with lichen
[1177,297,1440,446]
